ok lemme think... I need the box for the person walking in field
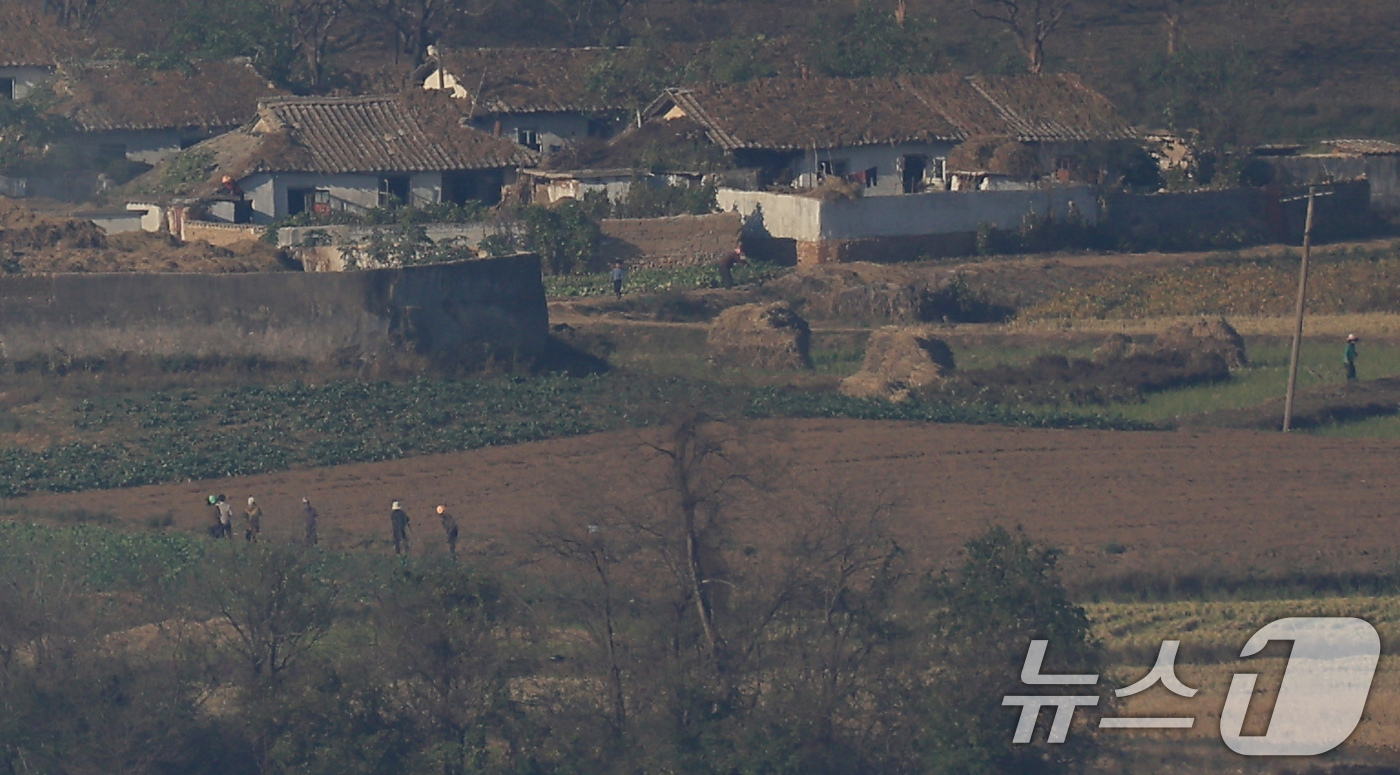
[391,501,411,555]
[214,494,234,539]
[718,241,746,289]
[206,495,224,539]
[437,504,459,560]
[1345,333,1360,382]
[610,261,625,300]
[243,496,263,543]
[302,498,319,546]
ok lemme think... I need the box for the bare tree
[280,0,353,88]
[967,0,1072,74]
[42,0,107,30]
[197,544,337,682]
[534,517,635,739]
[354,0,496,67]
[544,0,634,45]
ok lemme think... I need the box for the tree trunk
[1165,10,1181,56]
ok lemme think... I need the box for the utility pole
[1282,186,1318,432]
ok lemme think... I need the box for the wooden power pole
[1282,186,1318,433]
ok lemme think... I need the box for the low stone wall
[0,255,548,369]
[183,221,264,246]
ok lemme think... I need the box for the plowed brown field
[15,420,1399,585]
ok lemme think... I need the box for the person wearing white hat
[243,496,263,543]
[390,501,411,555]
[1344,334,1359,382]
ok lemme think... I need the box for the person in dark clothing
[302,498,319,546]
[391,501,411,555]
[610,262,625,300]
[220,175,244,199]
[1344,333,1359,382]
[207,494,223,538]
[437,504,459,559]
[718,242,746,289]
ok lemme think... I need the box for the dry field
[16,418,1400,585]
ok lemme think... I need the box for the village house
[636,74,1136,196]
[1253,139,1400,212]
[0,16,79,101]
[46,59,284,167]
[419,47,630,155]
[128,92,537,225]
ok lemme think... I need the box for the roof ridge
[261,94,400,108]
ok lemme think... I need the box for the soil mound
[1153,317,1248,367]
[0,198,107,252]
[1092,333,1139,363]
[766,264,1012,324]
[0,198,290,273]
[840,326,956,401]
[768,267,926,323]
[707,301,812,370]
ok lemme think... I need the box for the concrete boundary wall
[718,187,1100,242]
[0,256,547,368]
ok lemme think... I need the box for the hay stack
[840,326,956,401]
[1155,316,1248,367]
[707,302,812,370]
[1092,332,1137,363]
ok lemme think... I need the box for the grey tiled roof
[251,93,538,173]
[648,74,1135,151]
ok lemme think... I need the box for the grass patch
[544,261,789,298]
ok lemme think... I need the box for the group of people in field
[205,494,460,558]
[610,240,746,300]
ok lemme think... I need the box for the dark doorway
[901,155,927,194]
[442,170,504,206]
[0,78,13,100]
[378,175,411,207]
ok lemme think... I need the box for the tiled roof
[955,74,1136,142]
[51,59,283,132]
[429,47,629,115]
[248,92,537,173]
[127,92,538,200]
[654,78,963,151]
[649,74,1135,151]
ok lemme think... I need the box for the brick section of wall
[182,221,264,246]
[599,212,742,269]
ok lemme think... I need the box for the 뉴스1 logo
[1003,617,1381,756]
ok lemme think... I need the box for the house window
[287,188,332,216]
[0,78,13,101]
[378,175,410,207]
[931,157,947,181]
[516,128,541,151]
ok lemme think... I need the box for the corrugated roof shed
[51,59,284,132]
[431,47,629,115]
[649,74,1135,151]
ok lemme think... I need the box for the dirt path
[17,420,1400,585]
